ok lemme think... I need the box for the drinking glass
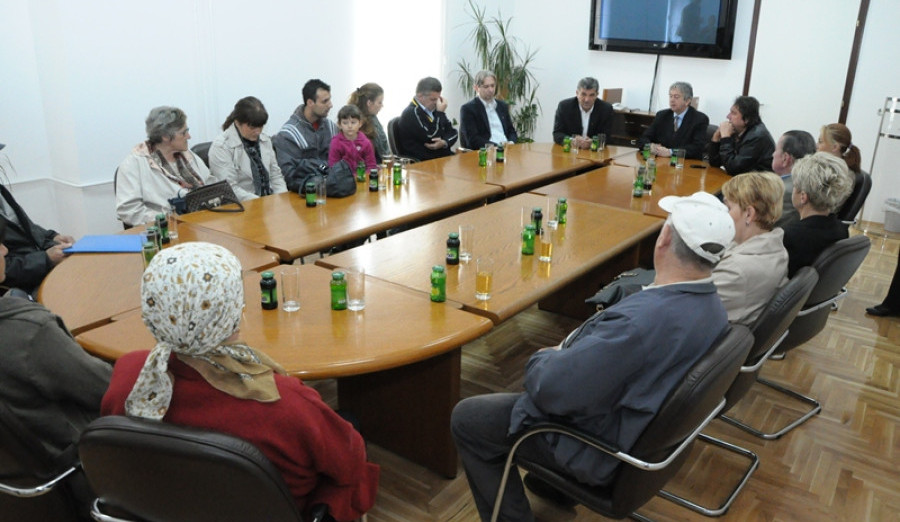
[539,228,553,262]
[475,257,494,301]
[458,225,474,261]
[346,266,366,311]
[674,148,686,169]
[166,210,179,239]
[315,177,327,205]
[281,266,300,312]
[400,157,410,184]
[597,133,607,150]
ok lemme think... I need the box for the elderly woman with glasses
[101,242,378,520]
[115,106,210,227]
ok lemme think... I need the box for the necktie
[673,115,680,132]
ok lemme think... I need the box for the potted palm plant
[455,0,541,142]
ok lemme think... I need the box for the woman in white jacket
[209,96,287,202]
[116,106,210,227]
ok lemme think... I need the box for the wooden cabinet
[608,109,655,146]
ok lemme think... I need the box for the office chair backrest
[191,141,212,168]
[705,124,718,145]
[723,267,818,408]
[780,235,871,352]
[836,171,872,223]
[610,324,752,514]
[387,117,402,157]
[78,416,303,522]
[0,402,83,521]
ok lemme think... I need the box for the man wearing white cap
[452,191,735,522]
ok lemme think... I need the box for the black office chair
[386,117,403,157]
[660,268,819,516]
[191,141,212,168]
[836,170,872,225]
[79,416,317,522]
[705,124,718,145]
[778,235,870,354]
[0,402,86,522]
[491,324,753,521]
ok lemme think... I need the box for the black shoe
[523,473,577,508]
[866,304,900,317]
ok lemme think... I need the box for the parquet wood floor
[311,223,900,521]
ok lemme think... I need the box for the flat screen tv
[589,0,738,60]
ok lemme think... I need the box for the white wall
[844,1,900,223]
[443,0,755,145]
[1,0,442,237]
[750,0,860,140]
[2,0,898,239]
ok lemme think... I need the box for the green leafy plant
[455,0,541,142]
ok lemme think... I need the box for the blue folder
[63,235,143,253]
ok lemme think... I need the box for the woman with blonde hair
[714,170,789,324]
[101,242,378,520]
[782,152,854,277]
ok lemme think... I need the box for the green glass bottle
[331,271,347,310]
[260,271,277,310]
[430,265,446,302]
[522,224,536,255]
[556,197,568,225]
[562,136,572,153]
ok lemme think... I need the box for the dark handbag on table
[178,180,245,214]
[585,267,656,310]
[297,160,357,199]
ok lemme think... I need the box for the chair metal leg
[719,378,821,440]
[656,434,758,517]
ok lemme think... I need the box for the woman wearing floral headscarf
[101,242,378,521]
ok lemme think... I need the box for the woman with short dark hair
[208,96,287,201]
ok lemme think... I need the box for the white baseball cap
[658,192,734,263]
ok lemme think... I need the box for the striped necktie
[673,115,681,132]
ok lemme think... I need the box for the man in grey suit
[771,130,816,228]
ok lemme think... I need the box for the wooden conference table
[37,223,280,335]
[532,157,732,219]
[406,145,594,195]
[75,264,493,478]
[179,174,502,262]
[318,193,663,324]
[516,141,637,166]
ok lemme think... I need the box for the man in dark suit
[396,77,458,161]
[637,81,710,159]
[0,144,74,294]
[552,77,614,149]
[459,70,518,150]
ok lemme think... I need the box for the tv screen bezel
[588,0,739,60]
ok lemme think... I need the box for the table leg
[538,232,658,320]
[337,348,461,478]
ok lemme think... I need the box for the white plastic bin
[885,198,900,233]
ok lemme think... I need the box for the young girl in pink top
[328,105,377,170]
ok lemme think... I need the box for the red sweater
[102,351,379,521]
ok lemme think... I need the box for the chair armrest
[91,498,138,522]
[0,465,78,498]
[741,330,789,373]
[509,398,725,473]
[797,288,848,316]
